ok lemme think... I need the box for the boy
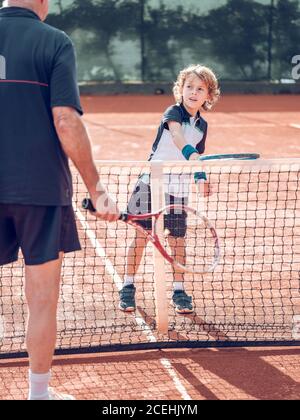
[120,64,220,314]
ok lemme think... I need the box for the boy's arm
[168,121,199,160]
[169,121,212,196]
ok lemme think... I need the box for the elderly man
[0,0,119,400]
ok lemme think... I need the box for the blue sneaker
[119,285,136,312]
[172,290,194,314]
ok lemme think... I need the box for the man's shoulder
[37,21,72,46]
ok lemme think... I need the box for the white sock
[173,282,184,292]
[123,275,134,287]
[28,370,51,400]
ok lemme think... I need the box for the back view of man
[0,0,119,400]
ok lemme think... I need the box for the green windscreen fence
[47,0,300,83]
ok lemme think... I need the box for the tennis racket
[82,198,220,274]
[194,152,261,184]
[198,153,260,161]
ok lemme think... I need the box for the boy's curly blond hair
[173,64,220,111]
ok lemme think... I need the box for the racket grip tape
[82,198,96,212]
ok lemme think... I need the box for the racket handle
[119,212,129,222]
[82,198,96,212]
[82,198,128,222]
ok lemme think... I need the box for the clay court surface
[0,94,300,400]
[1,347,300,400]
[81,95,300,161]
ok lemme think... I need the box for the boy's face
[182,74,210,114]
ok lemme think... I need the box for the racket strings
[156,207,218,273]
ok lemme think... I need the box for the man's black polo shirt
[0,7,83,206]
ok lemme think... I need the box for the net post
[150,161,168,334]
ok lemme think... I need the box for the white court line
[85,123,276,129]
[0,316,5,342]
[290,124,300,129]
[214,123,276,127]
[74,204,192,400]
[160,358,192,401]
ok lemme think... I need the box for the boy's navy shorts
[127,179,188,238]
[0,204,81,266]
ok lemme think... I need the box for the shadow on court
[0,346,299,400]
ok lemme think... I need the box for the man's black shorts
[127,178,188,238]
[0,204,81,266]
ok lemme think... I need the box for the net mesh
[1,160,300,358]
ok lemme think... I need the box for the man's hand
[89,190,120,223]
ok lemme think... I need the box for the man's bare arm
[52,106,119,221]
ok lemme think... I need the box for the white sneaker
[47,387,76,400]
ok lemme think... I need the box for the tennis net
[0,159,300,358]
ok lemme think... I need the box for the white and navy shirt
[149,103,208,161]
[146,103,208,198]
